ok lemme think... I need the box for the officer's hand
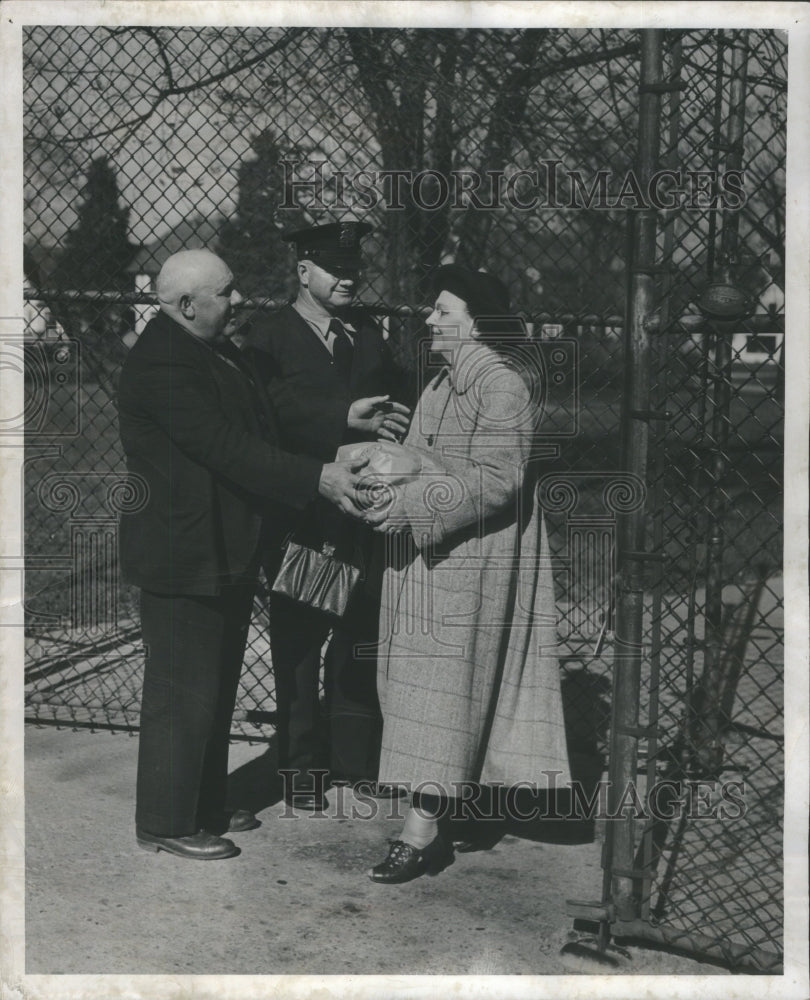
[347,395,411,441]
[317,457,370,518]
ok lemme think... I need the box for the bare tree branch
[343,29,402,164]
[457,30,544,266]
[36,28,307,145]
[420,31,460,279]
[600,29,635,147]
[108,26,176,91]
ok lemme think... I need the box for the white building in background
[23,272,64,342]
[737,279,785,365]
[133,273,158,340]
[681,274,785,377]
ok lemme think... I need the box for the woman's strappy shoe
[367,834,454,884]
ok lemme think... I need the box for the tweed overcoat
[376,344,571,793]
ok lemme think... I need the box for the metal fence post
[695,31,751,776]
[609,27,664,922]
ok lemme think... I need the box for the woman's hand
[361,504,390,528]
[372,518,402,534]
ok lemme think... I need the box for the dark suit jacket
[244,304,404,559]
[117,310,322,596]
[245,304,402,461]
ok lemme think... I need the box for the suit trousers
[268,590,383,785]
[135,582,255,836]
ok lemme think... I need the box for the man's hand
[318,457,371,518]
[347,395,411,442]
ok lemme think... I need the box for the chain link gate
[565,29,785,972]
[19,24,784,971]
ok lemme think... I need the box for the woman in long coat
[366,265,571,884]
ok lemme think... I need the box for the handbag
[271,524,365,619]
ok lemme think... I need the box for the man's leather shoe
[136,829,240,860]
[197,809,261,835]
[283,789,329,812]
[227,808,261,832]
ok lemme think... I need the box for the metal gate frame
[564,28,785,974]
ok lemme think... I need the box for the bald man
[118,250,370,860]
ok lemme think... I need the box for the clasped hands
[347,395,411,531]
[318,400,416,531]
[317,455,400,530]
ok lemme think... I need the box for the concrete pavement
[23,724,723,978]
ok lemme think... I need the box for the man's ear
[297,261,309,287]
[179,294,195,320]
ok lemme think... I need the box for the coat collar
[292,295,358,340]
[149,308,210,349]
[445,343,500,395]
[145,310,246,373]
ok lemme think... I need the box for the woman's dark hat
[431,263,510,317]
[431,264,522,333]
[283,221,372,277]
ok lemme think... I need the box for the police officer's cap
[283,221,372,277]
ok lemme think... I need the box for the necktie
[328,319,353,380]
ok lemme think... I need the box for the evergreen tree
[56,156,133,292]
[218,127,307,299]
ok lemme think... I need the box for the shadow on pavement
[225,738,284,813]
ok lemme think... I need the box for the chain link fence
[564,29,785,972]
[20,25,784,972]
[634,29,784,971]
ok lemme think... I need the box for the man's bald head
[156,250,241,342]
[157,249,231,305]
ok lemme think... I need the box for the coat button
[426,434,434,446]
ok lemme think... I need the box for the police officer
[245,221,409,810]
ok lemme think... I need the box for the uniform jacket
[244,303,404,560]
[117,310,322,596]
[245,304,402,458]
[375,345,572,792]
